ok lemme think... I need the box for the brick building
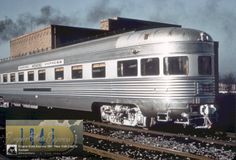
[10,26,52,57]
[10,17,180,58]
[10,25,107,57]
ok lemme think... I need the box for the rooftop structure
[9,17,181,58]
[10,25,107,58]
[100,17,181,31]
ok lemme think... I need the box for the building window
[18,72,24,82]
[164,56,189,75]
[28,71,34,81]
[38,69,46,81]
[141,58,159,76]
[118,59,137,77]
[144,33,149,40]
[10,73,15,82]
[92,63,105,78]
[72,65,82,79]
[198,56,212,75]
[55,67,64,80]
[3,74,7,82]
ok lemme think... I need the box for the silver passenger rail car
[0,27,218,128]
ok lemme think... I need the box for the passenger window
[28,71,34,81]
[10,73,15,82]
[55,67,64,80]
[3,74,8,82]
[72,65,82,79]
[198,56,212,75]
[38,69,46,81]
[118,60,137,77]
[141,58,159,76]
[92,63,105,78]
[18,72,24,82]
[164,56,188,75]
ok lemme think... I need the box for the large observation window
[92,63,105,78]
[55,67,64,80]
[198,56,212,75]
[38,69,46,81]
[118,60,137,77]
[164,56,188,75]
[141,58,159,76]
[10,73,15,82]
[72,65,82,79]
[3,74,7,82]
[28,71,34,81]
[18,72,24,82]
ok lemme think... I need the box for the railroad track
[85,120,236,147]
[84,145,133,160]
[84,132,211,160]
[227,132,236,139]
[84,121,236,160]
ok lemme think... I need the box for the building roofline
[11,24,107,41]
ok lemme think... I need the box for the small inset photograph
[6,144,17,155]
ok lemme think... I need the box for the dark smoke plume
[0,6,76,44]
[0,18,19,42]
[0,2,121,44]
[34,6,74,26]
[86,0,121,23]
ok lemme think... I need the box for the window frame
[163,56,189,75]
[10,73,16,82]
[92,63,106,78]
[198,56,212,75]
[18,72,24,82]
[3,74,8,83]
[38,69,46,81]
[55,67,64,80]
[71,65,83,79]
[141,57,159,76]
[117,59,138,77]
[28,71,34,81]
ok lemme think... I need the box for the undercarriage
[174,104,217,129]
[100,104,148,127]
[99,103,217,129]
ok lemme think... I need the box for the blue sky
[0,0,235,75]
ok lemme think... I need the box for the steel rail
[86,120,236,147]
[84,132,213,160]
[83,145,133,160]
